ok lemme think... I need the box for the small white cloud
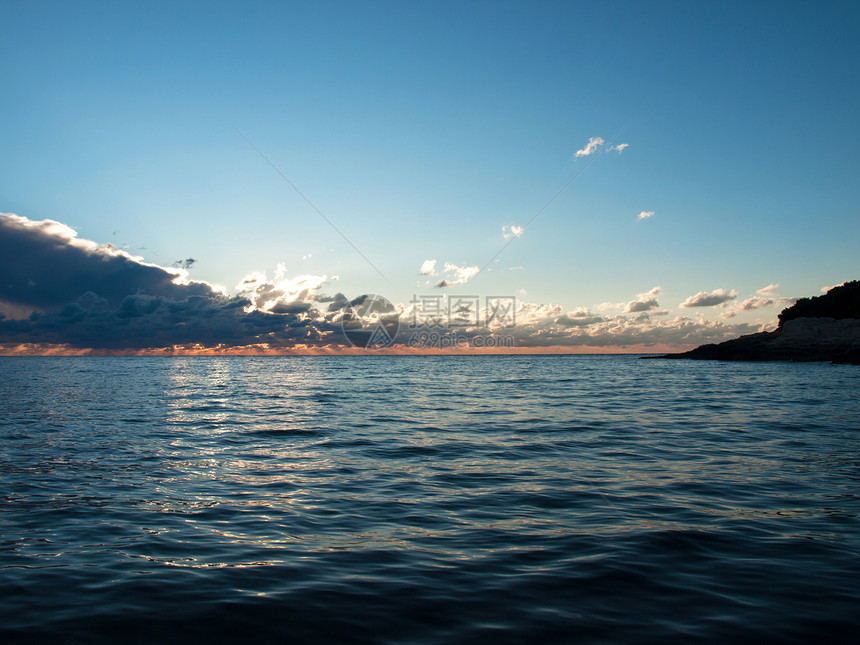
[419,259,437,276]
[637,211,655,220]
[740,295,794,311]
[624,286,662,313]
[574,136,605,158]
[433,262,479,288]
[680,288,738,308]
[302,253,312,260]
[445,262,479,284]
[820,282,844,294]
[610,143,629,153]
[756,283,779,296]
[502,224,524,240]
[740,296,772,311]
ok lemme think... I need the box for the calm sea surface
[1,356,859,643]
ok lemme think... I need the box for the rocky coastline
[652,281,860,365]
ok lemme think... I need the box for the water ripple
[1,356,859,643]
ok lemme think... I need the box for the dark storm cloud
[0,214,214,309]
[0,290,339,350]
[0,214,343,349]
[269,301,314,315]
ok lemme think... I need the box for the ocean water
[1,355,859,644]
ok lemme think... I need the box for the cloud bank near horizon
[1,213,779,353]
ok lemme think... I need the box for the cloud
[400,295,760,350]
[637,211,655,220]
[574,136,604,158]
[739,295,794,312]
[0,213,217,311]
[433,262,479,288]
[624,286,661,313]
[610,143,629,153]
[0,213,779,354]
[716,284,792,318]
[680,288,738,308]
[595,301,626,313]
[173,258,197,269]
[0,288,339,351]
[419,259,437,276]
[458,298,760,348]
[0,213,349,351]
[625,301,657,313]
[502,225,524,240]
[555,307,604,327]
[236,263,332,313]
[740,296,774,311]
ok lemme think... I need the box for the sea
[1,355,859,644]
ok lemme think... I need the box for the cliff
[655,281,860,365]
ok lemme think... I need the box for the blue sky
[1,1,859,351]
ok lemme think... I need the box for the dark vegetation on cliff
[778,280,860,326]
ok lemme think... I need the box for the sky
[1,0,859,353]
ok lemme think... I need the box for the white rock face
[770,318,860,348]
